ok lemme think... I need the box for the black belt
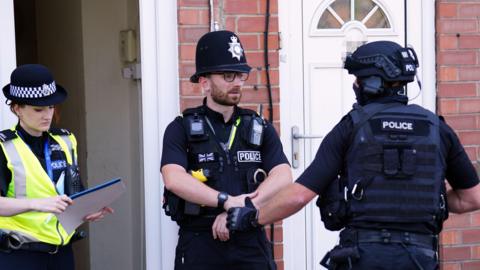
[341,229,438,250]
[16,242,60,254]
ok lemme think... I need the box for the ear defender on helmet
[359,76,384,96]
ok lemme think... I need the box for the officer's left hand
[227,198,259,232]
[224,190,258,210]
[84,207,114,222]
[212,212,230,241]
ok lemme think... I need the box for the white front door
[279,0,434,269]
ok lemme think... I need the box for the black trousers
[0,244,74,270]
[175,228,276,270]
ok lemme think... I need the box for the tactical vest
[0,128,77,245]
[163,106,266,223]
[319,102,447,231]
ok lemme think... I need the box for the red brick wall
[437,1,480,269]
[177,0,283,269]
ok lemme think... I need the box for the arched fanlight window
[317,0,391,29]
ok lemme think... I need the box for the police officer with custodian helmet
[0,64,113,270]
[161,30,292,270]
[227,41,480,270]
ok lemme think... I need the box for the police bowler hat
[190,30,252,83]
[2,64,67,106]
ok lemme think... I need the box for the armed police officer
[227,41,480,270]
[161,30,292,270]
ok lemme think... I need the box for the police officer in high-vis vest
[161,30,292,270]
[227,41,480,270]
[0,64,112,270]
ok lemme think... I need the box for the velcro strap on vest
[383,149,399,175]
[402,149,416,176]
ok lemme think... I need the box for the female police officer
[228,41,480,270]
[0,64,112,270]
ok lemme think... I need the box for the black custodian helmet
[344,40,419,83]
[190,30,252,83]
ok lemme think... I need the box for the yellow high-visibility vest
[0,128,78,245]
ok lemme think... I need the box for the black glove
[227,197,259,231]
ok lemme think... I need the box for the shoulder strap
[349,102,404,136]
[49,127,72,136]
[0,129,17,142]
[182,105,205,117]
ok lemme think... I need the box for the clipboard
[56,178,126,234]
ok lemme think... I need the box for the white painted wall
[0,0,18,129]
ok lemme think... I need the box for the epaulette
[238,107,258,116]
[49,128,72,136]
[182,106,205,117]
[0,129,18,142]
[438,115,446,122]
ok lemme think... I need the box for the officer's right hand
[227,197,259,232]
[30,195,73,214]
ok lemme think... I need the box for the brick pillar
[436,1,480,269]
[177,0,284,269]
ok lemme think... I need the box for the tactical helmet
[190,30,252,83]
[344,41,419,83]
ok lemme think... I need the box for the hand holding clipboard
[56,178,126,234]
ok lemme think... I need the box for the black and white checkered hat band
[9,81,57,98]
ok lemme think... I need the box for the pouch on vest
[163,188,185,222]
[64,164,84,196]
[318,176,348,231]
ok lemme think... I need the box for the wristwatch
[217,192,229,209]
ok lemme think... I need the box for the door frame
[278,0,436,269]
[0,0,18,129]
[139,0,179,269]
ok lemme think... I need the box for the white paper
[56,179,126,234]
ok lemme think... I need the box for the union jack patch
[197,152,216,163]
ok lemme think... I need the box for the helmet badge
[228,36,244,61]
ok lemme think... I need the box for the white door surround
[138,0,179,269]
[278,0,436,269]
[0,0,18,129]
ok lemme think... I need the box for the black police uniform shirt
[0,125,69,196]
[161,104,289,191]
[296,95,479,234]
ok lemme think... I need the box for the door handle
[291,126,323,169]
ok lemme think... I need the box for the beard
[210,83,242,106]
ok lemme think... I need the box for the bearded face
[208,75,242,106]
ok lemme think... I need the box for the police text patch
[237,151,262,162]
[380,119,415,132]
